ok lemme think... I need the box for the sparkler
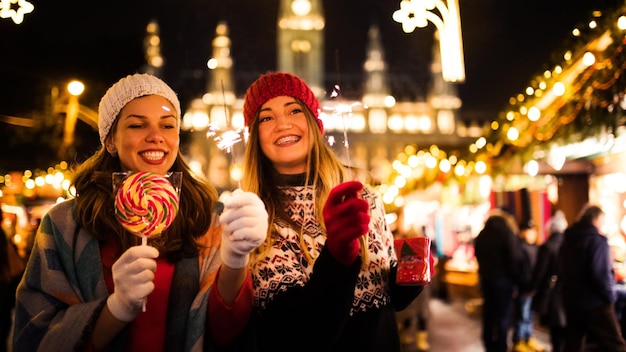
[322,84,362,179]
[207,80,243,190]
[324,83,369,269]
[207,126,242,154]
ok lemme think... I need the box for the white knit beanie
[98,73,181,146]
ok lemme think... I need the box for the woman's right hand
[106,245,159,322]
[323,181,370,266]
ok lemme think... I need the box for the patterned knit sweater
[251,176,422,352]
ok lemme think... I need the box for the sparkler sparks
[322,84,362,177]
[206,80,245,189]
[207,125,243,153]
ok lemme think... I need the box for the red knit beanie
[243,71,323,133]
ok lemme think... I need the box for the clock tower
[277,0,325,97]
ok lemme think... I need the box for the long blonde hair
[241,99,368,266]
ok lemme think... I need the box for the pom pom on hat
[98,73,181,146]
[243,72,323,133]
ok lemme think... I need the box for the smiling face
[258,96,312,174]
[108,95,179,175]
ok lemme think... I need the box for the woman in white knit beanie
[13,73,267,351]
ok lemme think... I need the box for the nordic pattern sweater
[251,177,422,352]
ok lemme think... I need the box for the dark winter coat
[518,238,539,292]
[531,231,566,327]
[474,215,522,282]
[558,222,616,311]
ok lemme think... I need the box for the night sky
[0,0,619,133]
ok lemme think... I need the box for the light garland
[472,3,626,175]
[0,161,74,202]
[382,3,626,207]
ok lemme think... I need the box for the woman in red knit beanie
[240,71,423,352]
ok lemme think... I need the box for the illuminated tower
[204,21,236,130]
[277,0,325,96]
[362,25,391,134]
[141,20,164,77]
[180,21,238,191]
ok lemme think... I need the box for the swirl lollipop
[114,171,180,311]
[115,171,180,244]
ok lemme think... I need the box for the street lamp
[60,80,84,157]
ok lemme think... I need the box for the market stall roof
[477,3,626,175]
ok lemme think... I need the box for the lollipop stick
[141,234,147,312]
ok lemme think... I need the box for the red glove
[323,181,370,266]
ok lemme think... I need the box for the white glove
[107,245,159,322]
[218,190,268,269]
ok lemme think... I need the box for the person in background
[12,73,268,351]
[611,241,626,335]
[240,71,422,351]
[558,204,626,351]
[0,224,12,352]
[0,207,25,352]
[530,210,567,352]
[474,209,522,352]
[512,219,545,352]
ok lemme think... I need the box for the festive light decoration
[0,162,74,202]
[3,3,625,214]
[393,0,465,82]
[0,0,33,24]
[473,3,626,177]
[379,3,626,208]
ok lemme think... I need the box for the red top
[101,240,173,352]
[101,239,253,350]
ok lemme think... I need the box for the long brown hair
[71,147,218,261]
